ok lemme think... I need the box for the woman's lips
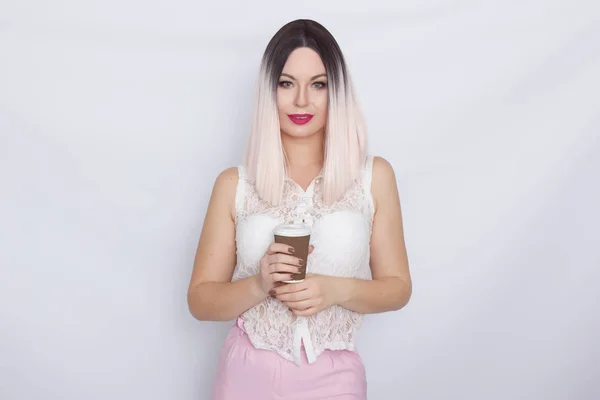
[288,114,314,125]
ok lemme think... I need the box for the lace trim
[232,158,374,362]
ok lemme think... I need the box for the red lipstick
[288,114,314,125]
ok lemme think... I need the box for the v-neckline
[286,170,323,194]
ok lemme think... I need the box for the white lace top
[232,156,375,366]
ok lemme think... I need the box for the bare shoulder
[370,156,399,212]
[189,166,240,289]
[371,156,396,182]
[215,166,239,187]
[211,166,239,220]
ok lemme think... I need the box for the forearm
[188,275,267,321]
[334,276,412,314]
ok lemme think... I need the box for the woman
[187,19,412,400]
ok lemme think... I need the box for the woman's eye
[313,81,327,89]
[278,81,293,88]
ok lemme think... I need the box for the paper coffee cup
[273,223,311,283]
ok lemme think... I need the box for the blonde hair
[244,19,367,206]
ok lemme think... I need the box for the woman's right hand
[256,243,312,297]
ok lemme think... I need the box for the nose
[294,85,309,108]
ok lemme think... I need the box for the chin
[282,128,320,138]
[281,123,324,138]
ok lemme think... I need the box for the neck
[281,131,324,170]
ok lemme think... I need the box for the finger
[283,299,315,310]
[270,272,294,283]
[272,281,307,296]
[308,245,314,254]
[268,262,302,275]
[266,242,297,255]
[269,253,303,267]
[277,290,310,302]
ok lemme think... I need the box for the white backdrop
[1,1,599,399]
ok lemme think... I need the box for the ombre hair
[244,19,367,206]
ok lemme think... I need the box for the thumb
[308,245,314,254]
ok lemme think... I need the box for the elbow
[187,292,207,321]
[187,285,234,322]
[392,277,412,311]
[188,298,226,322]
[187,284,211,321]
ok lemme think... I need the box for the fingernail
[288,247,295,254]
[298,259,304,266]
[268,290,275,296]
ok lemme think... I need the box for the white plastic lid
[273,223,311,237]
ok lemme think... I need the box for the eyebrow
[280,73,327,81]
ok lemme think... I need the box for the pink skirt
[210,318,367,400]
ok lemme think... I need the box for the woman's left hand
[270,274,339,316]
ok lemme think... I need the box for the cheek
[276,90,292,113]
[316,93,328,112]
[316,96,328,120]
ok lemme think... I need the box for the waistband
[235,316,316,366]
[235,316,246,332]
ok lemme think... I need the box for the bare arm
[187,167,266,322]
[273,156,412,316]
[336,156,412,313]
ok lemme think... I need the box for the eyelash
[278,81,328,89]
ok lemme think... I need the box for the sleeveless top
[232,156,375,366]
